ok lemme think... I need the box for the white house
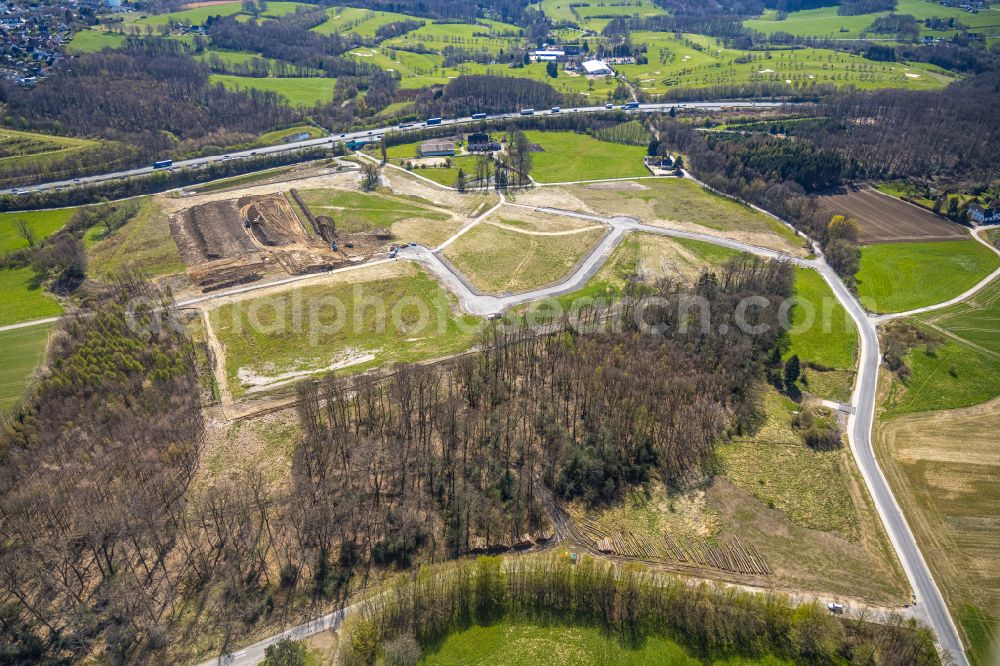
[581,59,613,76]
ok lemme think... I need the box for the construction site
[168,189,396,293]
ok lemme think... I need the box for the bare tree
[360,162,381,190]
[14,218,35,247]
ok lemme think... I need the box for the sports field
[617,32,955,94]
[855,240,999,313]
[0,324,51,414]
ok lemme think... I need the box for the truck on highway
[520,108,535,116]
[153,159,173,169]
[550,106,560,113]
[471,112,487,120]
[425,117,442,126]
[622,102,639,110]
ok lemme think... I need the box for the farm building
[418,139,455,157]
[533,49,565,61]
[467,132,500,152]
[969,203,1000,224]
[582,59,613,76]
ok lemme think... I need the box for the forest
[0,256,795,662]
[0,47,297,168]
[338,556,939,665]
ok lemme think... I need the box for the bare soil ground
[817,187,969,244]
[876,395,1000,656]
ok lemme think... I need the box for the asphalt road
[3,101,784,196]
[3,147,978,664]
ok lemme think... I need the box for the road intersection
[4,143,987,666]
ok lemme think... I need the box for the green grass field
[0,207,78,253]
[719,388,859,540]
[420,621,791,666]
[0,324,51,414]
[65,29,127,53]
[0,128,105,177]
[293,189,448,232]
[559,177,803,253]
[0,267,62,326]
[443,221,606,294]
[208,74,336,107]
[883,331,1000,415]
[211,264,480,398]
[86,199,184,280]
[616,31,955,94]
[916,274,1000,356]
[745,0,1000,40]
[258,124,325,145]
[123,1,308,28]
[786,267,857,370]
[312,7,420,36]
[518,233,742,322]
[523,131,648,182]
[856,240,999,314]
[383,19,524,55]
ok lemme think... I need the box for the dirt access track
[817,186,969,244]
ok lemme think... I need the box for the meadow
[718,388,859,540]
[0,128,106,179]
[0,207,78,253]
[311,7,415,37]
[210,263,481,398]
[85,199,185,280]
[0,267,62,326]
[522,131,649,182]
[293,188,450,233]
[0,324,51,415]
[916,273,1000,356]
[420,622,791,666]
[745,0,1000,41]
[442,221,606,294]
[208,74,337,107]
[883,331,1000,415]
[855,240,999,313]
[786,268,857,369]
[555,177,803,254]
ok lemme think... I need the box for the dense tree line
[414,74,564,117]
[0,48,298,168]
[207,10,372,78]
[338,556,939,666]
[838,0,896,15]
[0,277,204,662]
[795,70,1000,183]
[0,255,799,662]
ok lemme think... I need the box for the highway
[2,101,784,196]
[1,121,977,664]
